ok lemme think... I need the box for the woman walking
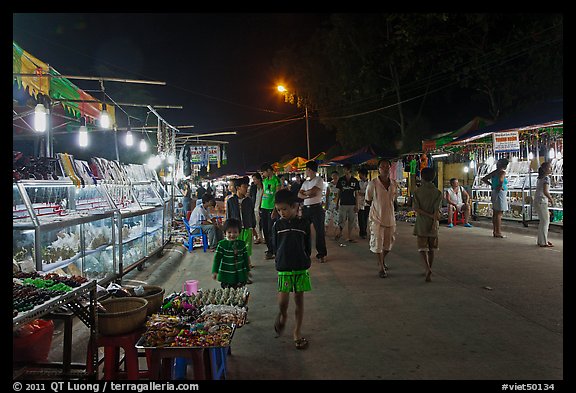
[534,161,554,247]
[250,172,265,244]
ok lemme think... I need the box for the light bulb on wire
[78,117,88,147]
[34,103,47,132]
[139,138,148,152]
[100,104,110,129]
[126,129,133,146]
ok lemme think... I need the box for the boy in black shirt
[272,189,311,350]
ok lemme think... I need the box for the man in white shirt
[365,159,398,278]
[444,178,472,228]
[188,194,222,250]
[298,160,327,263]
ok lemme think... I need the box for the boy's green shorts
[277,269,312,293]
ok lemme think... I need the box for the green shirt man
[261,175,282,210]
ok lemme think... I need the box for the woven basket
[128,286,165,315]
[98,297,148,336]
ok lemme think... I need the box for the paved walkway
[48,218,563,382]
[122,219,563,380]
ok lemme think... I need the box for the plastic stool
[452,210,466,225]
[86,329,149,380]
[172,347,229,380]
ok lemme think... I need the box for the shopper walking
[357,168,370,239]
[413,167,443,282]
[481,158,509,238]
[298,160,327,263]
[260,163,284,260]
[335,163,360,242]
[534,161,554,247]
[365,159,398,278]
[324,171,340,238]
[250,172,265,244]
[181,178,192,218]
[212,218,252,289]
[226,176,257,270]
[272,189,312,350]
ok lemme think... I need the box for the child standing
[226,176,257,270]
[212,218,252,288]
[412,167,443,282]
[272,189,312,350]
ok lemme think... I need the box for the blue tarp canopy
[450,98,563,144]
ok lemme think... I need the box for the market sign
[493,131,520,153]
[190,145,220,165]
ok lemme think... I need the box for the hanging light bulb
[34,103,47,132]
[469,160,475,169]
[463,166,469,173]
[139,138,148,152]
[548,148,555,159]
[528,152,534,160]
[78,117,88,147]
[100,103,110,129]
[556,150,562,160]
[126,128,133,146]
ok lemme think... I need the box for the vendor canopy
[13,41,115,125]
[449,98,563,145]
[422,116,493,152]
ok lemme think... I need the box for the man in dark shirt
[334,163,360,242]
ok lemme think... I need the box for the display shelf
[13,279,96,328]
[13,279,98,380]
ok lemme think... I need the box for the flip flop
[378,270,387,278]
[294,337,309,350]
[274,313,285,337]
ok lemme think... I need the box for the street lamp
[277,85,310,159]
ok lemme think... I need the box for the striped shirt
[212,239,250,285]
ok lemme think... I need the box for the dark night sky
[13,13,338,173]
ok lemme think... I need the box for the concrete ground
[47,217,563,382]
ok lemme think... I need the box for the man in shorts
[413,167,443,282]
[365,159,398,278]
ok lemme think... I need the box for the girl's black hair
[223,218,242,233]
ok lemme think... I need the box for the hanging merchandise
[183,144,191,177]
[222,145,227,166]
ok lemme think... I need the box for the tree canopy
[273,13,563,154]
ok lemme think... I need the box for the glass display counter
[13,180,117,283]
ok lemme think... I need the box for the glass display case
[13,180,117,283]
[471,159,563,227]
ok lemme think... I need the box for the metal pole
[45,98,53,158]
[305,105,310,160]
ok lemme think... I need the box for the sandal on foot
[378,269,388,278]
[274,313,285,337]
[294,337,309,350]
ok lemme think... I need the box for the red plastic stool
[452,210,466,226]
[86,329,149,380]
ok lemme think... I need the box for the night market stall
[447,99,563,227]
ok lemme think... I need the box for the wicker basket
[127,286,165,315]
[98,297,148,336]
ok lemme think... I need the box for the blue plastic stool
[172,347,229,380]
[182,217,208,252]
